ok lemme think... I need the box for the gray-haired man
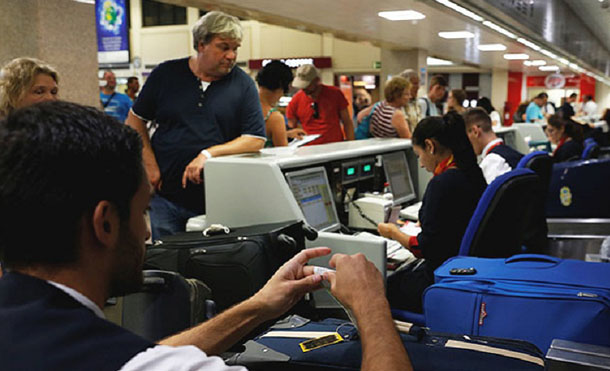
[126,11,266,240]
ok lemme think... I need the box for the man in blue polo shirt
[100,70,132,123]
[126,11,266,240]
[525,92,548,123]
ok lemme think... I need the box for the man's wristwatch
[201,149,213,159]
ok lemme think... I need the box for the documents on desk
[399,201,422,221]
[288,134,321,147]
[355,231,417,266]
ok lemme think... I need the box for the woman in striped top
[369,76,412,139]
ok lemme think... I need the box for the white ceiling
[168,0,609,76]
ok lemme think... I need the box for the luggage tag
[299,332,344,352]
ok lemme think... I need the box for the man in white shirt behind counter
[0,101,411,371]
[464,108,524,184]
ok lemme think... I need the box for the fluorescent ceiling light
[378,10,426,21]
[539,49,558,59]
[539,65,559,71]
[504,53,529,60]
[427,57,454,66]
[557,58,569,65]
[523,60,546,66]
[517,38,541,51]
[73,0,95,3]
[477,43,506,51]
[435,0,484,22]
[482,21,517,39]
[439,31,475,39]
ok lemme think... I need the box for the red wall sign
[527,75,579,88]
[248,57,332,70]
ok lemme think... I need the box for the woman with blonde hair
[0,57,59,117]
[359,76,412,139]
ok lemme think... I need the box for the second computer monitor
[383,151,416,205]
[285,166,341,232]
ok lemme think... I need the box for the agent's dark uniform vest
[0,272,154,370]
[489,144,523,169]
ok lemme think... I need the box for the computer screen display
[383,151,416,205]
[285,167,340,232]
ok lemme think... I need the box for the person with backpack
[367,76,412,138]
[418,75,448,118]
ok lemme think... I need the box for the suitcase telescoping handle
[504,254,561,268]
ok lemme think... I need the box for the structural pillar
[321,32,334,85]
[380,48,427,99]
[490,68,509,122]
[0,0,99,108]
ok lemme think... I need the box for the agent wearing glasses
[286,64,354,145]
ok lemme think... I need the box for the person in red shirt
[286,64,354,145]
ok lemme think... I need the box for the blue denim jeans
[149,194,199,241]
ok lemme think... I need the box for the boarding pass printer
[348,195,394,230]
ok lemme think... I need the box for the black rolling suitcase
[122,270,214,342]
[226,315,546,371]
[144,221,309,311]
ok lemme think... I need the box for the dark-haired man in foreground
[464,108,523,184]
[0,101,410,371]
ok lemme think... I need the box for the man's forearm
[159,297,267,355]
[125,112,158,175]
[356,299,412,371]
[206,136,264,157]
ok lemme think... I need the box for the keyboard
[399,201,422,221]
[355,232,415,264]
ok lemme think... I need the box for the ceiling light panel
[530,60,547,66]
[482,21,517,39]
[378,10,426,21]
[504,53,530,60]
[539,49,558,59]
[427,57,453,65]
[539,65,560,71]
[438,31,475,39]
[517,38,541,51]
[435,0,484,22]
[477,43,507,51]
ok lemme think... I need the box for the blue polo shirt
[525,101,543,123]
[132,57,265,212]
[100,91,132,123]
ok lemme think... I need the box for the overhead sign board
[96,0,129,66]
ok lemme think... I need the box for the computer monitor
[383,151,416,205]
[285,166,341,232]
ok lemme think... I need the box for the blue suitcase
[424,254,610,353]
[226,315,545,370]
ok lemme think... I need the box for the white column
[380,48,427,99]
[321,32,334,85]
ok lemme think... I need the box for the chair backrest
[547,158,610,218]
[584,137,597,146]
[516,151,553,197]
[459,168,548,257]
[581,142,600,160]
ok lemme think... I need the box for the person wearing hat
[286,64,354,145]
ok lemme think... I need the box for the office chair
[547,158,610,218]
[517,151,553,198]
[459,168,547,257]
[581,142,600,160]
